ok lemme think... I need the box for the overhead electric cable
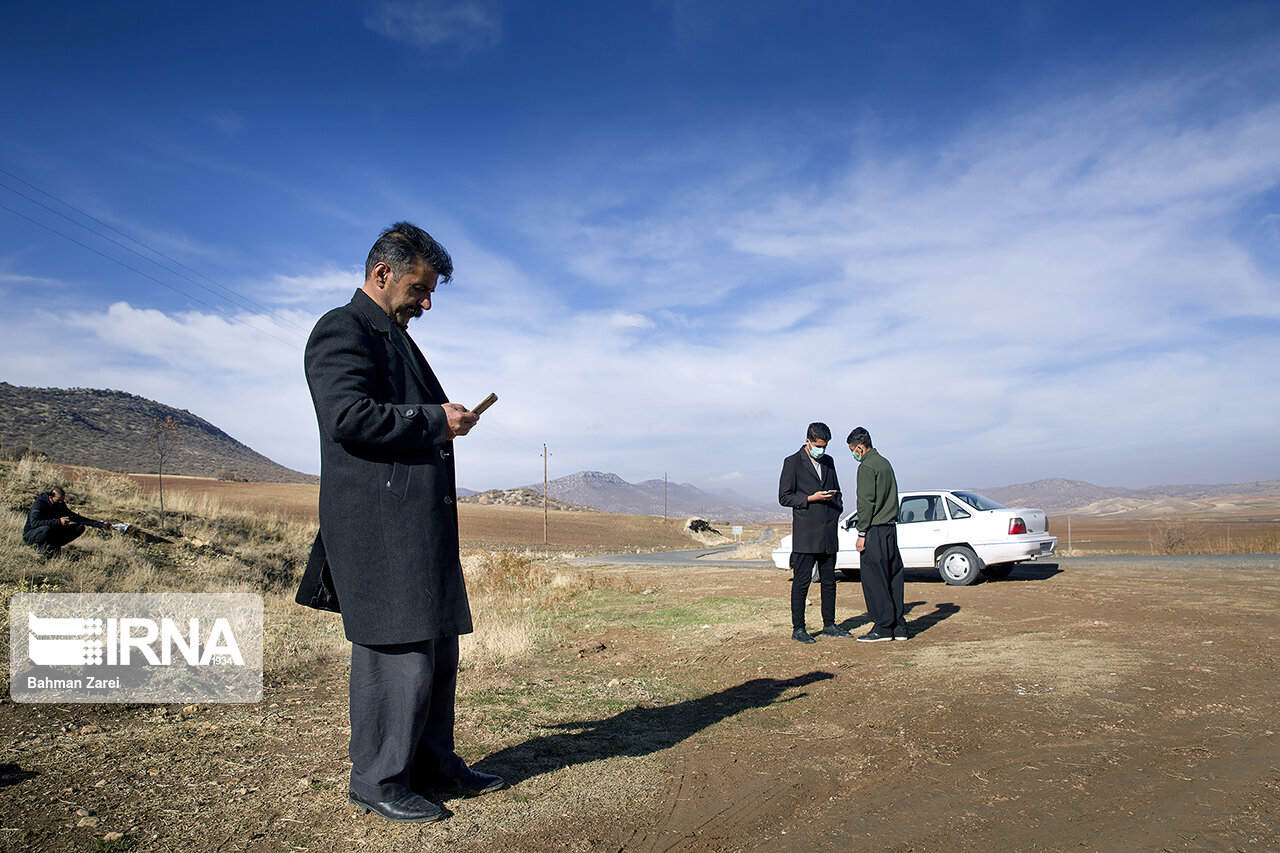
[0,170,310,337]
[0,201,302,349]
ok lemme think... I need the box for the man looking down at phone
[778,422,850,643]
[297,221,504,824]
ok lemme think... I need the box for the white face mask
[807,443,826,459]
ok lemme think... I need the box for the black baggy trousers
[348,636,468,802]
[859,523,905,633]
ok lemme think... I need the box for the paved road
[573,545,1280,571]
[572,527,776,568]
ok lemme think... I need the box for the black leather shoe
[454,768,507,796]
[348,790,448,823]
[821,624,853,638]
[792,628,817,644]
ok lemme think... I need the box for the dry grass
[1,459,625,687]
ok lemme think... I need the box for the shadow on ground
[474,671,834,785]
[835,601,959,637]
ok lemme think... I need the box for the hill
[978,477,1280,513]
[520,470,787,520]
[459,487,598,512]
[0,382,314,483]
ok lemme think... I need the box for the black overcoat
[296,289,473,645]
[778,447,843,554]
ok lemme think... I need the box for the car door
[896,494,944,568]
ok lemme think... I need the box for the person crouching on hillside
[22,487,112,558]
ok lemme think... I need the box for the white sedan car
[770,490,1058,585]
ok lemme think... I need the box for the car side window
[899,496,932,524]
[946,497,971,520]
[925,496,946,522]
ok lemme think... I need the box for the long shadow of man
[474,670,834,786]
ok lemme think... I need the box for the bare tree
[146,415,184,528]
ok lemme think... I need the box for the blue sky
[3,1,1279,505]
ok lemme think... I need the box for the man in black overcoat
[297,222,504,823]
[778,422,851,643]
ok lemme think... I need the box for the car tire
[980,562,1014,580]
[937,545,983,585]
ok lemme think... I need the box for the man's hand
[443,403,479,439]
[59,516,72,526]
[856,535,866,553]
[808,490,837,503]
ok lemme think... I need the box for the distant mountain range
[0,382,314,483]
[519,471,789,520]
[976,478,1280,513]
[3,382,1275,515]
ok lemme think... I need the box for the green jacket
[855,448,899,533]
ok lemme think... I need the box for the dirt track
[3,555,1279,851]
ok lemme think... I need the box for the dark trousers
[790,551,837,631]
[348,636,467,802]
[23,524,85,552]
[860,524,905,632]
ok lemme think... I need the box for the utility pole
[1067,516,1072,552]
[664,472,668,520]
[542,444,550,546]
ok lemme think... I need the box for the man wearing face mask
[778,422,849,643]
[847,426,906,642]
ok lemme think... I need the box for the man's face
[382,260,439,326]
[806,438,828,458]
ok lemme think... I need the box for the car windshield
[951,491,1005,511]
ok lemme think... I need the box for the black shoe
[856,629,893,643]
[348,790,448,823]
[893,627,910,641]
[792,628,817,644]
[821,624,853,638]
[453,768,507,797]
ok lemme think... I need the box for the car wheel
[981,562,1014,580]
[937,545,982,585]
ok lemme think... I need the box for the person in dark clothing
[22,487,110,557]
[778,422,852,643]
[297,221,503,824]
[848,427,907,642]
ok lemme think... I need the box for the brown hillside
[0,382,314,483]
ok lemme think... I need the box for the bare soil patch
[4,555,1279,852]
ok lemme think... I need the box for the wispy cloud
[4,42,1278,502]
[364,0,502,53]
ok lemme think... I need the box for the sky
[2,1,1279,505]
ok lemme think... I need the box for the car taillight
[1009,517,1027,535]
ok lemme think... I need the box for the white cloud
[4,46,1279,506]
[364,0,501,52]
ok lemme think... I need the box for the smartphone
[472,392,498,415]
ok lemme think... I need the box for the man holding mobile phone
[778,422,851,643]
[297,222,504,824]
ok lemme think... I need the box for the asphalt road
[572,527,775,568]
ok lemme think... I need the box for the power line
[0,168,310,338]
[0,201,302,349]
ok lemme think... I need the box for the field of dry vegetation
[3,460,1279,852]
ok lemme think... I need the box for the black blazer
[778,447,843,554]
[296,289,473,645]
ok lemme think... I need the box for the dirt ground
[3,553,1278,852]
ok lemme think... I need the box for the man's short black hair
[807,422,831,442]
[846,427,873,448]
[365,221,453,283]
[49,487,65,500]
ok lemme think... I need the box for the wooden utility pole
[542,444,550,545]
[664,472,668,520]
